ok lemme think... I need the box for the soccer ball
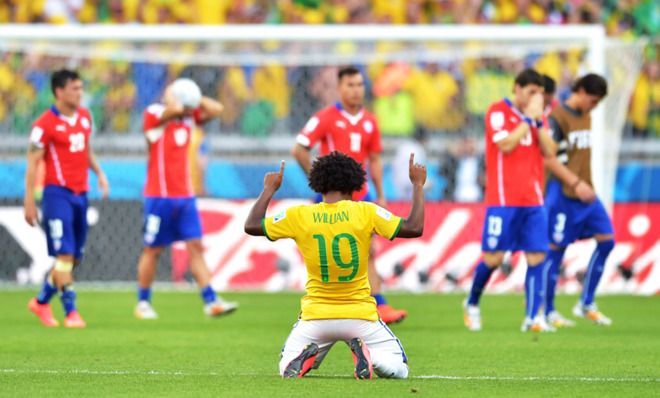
[171,78,202,109]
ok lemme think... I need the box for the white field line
[0,369,658,383]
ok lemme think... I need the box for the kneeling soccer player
[244,151,426,379]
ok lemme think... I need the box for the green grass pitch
[1,290,658,397]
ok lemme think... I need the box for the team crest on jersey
[335,120,346,129]
[487,237,498,249]
[363,120,373,134]
[55,125,66,132]
[490,112,505,129]
[273,211,286,224]
[81,117,90,129]
[375,206,392,221]
[174,128,188,146]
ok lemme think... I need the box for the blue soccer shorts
[142,197,203,247]
[481,205,549,253]
[41,185,89,259]
[545,180,614,247]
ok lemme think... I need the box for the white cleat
[521,315,556,333]
[463,300,482,331]
[204,298,239,317]
[547,311,576,328]
[134,300,159,320]
[573,303,612,326]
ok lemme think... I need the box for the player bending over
[25,69,110,328]
[134,78,237,319]
[245,152,426,379]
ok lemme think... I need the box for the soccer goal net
[0,25,647,291]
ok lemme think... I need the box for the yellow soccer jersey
[263,200,403,321]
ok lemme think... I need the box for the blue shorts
[545,180,614,246]
[481,205,549,252]
[313,190,374,204]
[41,185,89,259]
[143,197,203,247]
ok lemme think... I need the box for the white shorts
[279,319,409,379]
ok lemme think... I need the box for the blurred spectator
[392,127,429,199]
[630,60,660,138]
[439,136,485,202]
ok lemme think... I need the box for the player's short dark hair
[514,69,544,88]
[51,69,81,96]
[571,73,607,98]
[308,151,366,195]
[338,66,361,81]
[542,74,556,95]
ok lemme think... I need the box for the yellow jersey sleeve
[367,203,403,240]
[262,206,301,241]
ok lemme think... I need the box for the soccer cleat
[463,300,482,331]
[64,311,86,328]
[546,310,576,328]
[377,304,407,325]
[349,338,373,380]
[573,303,612,326]
[134,301,159,320]
[204,299,239,317]
[28,298,59,327]
[521,316,555,333]
[282,343,319,378]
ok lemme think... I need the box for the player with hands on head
[463,69,558,333]
[134,78,238,320]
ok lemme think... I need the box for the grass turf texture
[1,291,658,397]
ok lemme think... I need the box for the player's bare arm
[197,96,224,123]
[495,122,531,154]
[396,153,426,238]
[23,143,45,226]
[368,152,386,207]
[544,157,596,203]
[291,143,312,175]
[244,161,285,236]
[537,126,558,157]
[497,92,544,154]
[88,149,110,199]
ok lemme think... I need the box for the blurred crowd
[0,0,657,138]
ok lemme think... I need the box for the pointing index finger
[409,152,415,167]
[279,160,285,175]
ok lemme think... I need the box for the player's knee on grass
[483,251,505,268]
[371,352,409,379]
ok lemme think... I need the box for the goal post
[0,24,644,208]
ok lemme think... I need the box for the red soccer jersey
[484,98,545,207]
[143,103,202,198]
[29,106,93,194]
[296,103,383,200]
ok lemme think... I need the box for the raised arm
[291,143,313,176]
[495,122,532,154]
[197,96,224,123]
[396,153,426,238]
[244,161,285,236]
